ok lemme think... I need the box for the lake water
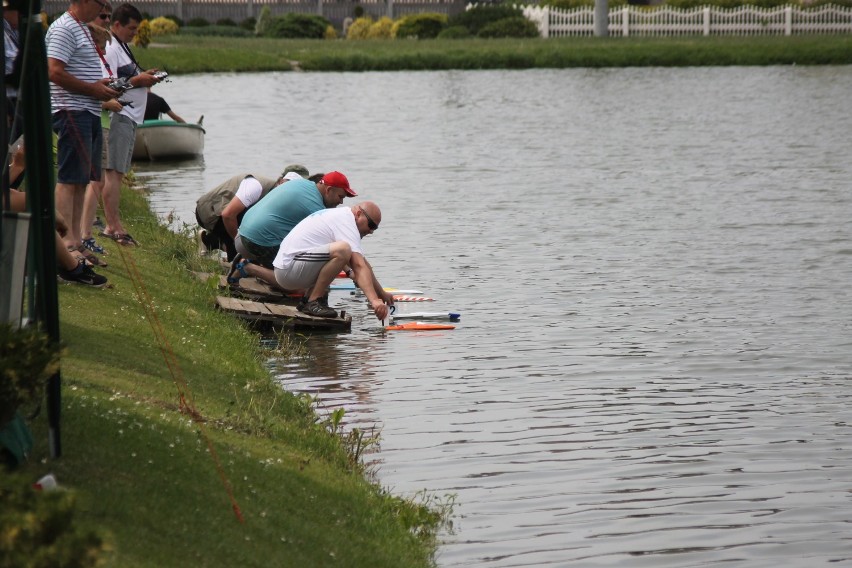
[136,67,852,567]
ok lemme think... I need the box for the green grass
[16,183,443,567]
[137,34,852,73]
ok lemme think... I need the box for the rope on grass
[114,245,244,523]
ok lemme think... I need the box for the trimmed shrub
[366,16,394,39]
[449,4,523,35]
[346,16,374,39]
[477,16,540,38]
[255,5,273,36]
[179,25,252,37]
[0,473,108,567]
[324,24,338,39]
[353,5,365,18]
[162,14,183,27]
[0,324,59,425]
[133,19,151,47]
[186,17,210,27]
[393,13,448,39]
[240,17,256,31]
[149,16,179,36]
[437,25,471,39]
[216,17,237,26]
[263,13,330,38]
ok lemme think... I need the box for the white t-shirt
[274,207,364,270]
[233,177,265,208]
[104,37,146,123]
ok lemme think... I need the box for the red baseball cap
[320,171,357,197]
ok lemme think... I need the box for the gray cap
[281,164,309,178]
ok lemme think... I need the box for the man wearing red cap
[228,171,356,287]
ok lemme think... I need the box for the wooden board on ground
[215,296,350,330]
[217,275,302,305]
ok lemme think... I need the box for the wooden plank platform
[217,275,302,305]
[215,296,351,330]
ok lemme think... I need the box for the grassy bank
[16,184,442,566]
[136,34,852,73]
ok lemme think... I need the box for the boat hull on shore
[132,120,205,161]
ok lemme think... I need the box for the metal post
[594,0,609,37]
[14,0,62,458]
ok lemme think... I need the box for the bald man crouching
[273,201,393,320]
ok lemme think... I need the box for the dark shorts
[234,234,278,268]
[53,110,102,184]
[196,211,238,261]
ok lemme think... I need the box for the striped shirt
[45,12,102,116]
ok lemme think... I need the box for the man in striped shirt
[46,0,120,251]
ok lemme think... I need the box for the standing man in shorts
[46,0,121,252]
[273,201,393,320]
[100,2,162,246]
[80,12,122,262]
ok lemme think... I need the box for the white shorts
[273,245,331,290]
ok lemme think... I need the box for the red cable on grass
[48,26,242,523]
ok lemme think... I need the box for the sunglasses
[98,13,111,19]
[358,206,378,231]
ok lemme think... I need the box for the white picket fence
[522,3,852,37]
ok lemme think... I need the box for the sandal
[69,245,107,268]
[227,259,251,284]
[82,237,107,255]
[99,231,139,247]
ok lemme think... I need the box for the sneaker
[58,260,108,288]
[82,237,106,255]
[298,299,337,318]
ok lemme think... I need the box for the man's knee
[329,241,352,262]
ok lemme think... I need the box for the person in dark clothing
[143,89,185,122]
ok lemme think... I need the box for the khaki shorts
[107,113,136,174]
[274,245,331,290]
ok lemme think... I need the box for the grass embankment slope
[21,185,439,567]
[137,34,852,73]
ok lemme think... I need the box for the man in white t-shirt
[100,2,162,245]
[273,201,393,320]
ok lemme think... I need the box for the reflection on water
[142,67,852,567]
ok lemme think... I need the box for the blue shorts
[53,110,102,185]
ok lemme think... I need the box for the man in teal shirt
[230,171,356,289]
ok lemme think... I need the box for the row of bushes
[345,11,538,40]
[144,5,541,40]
